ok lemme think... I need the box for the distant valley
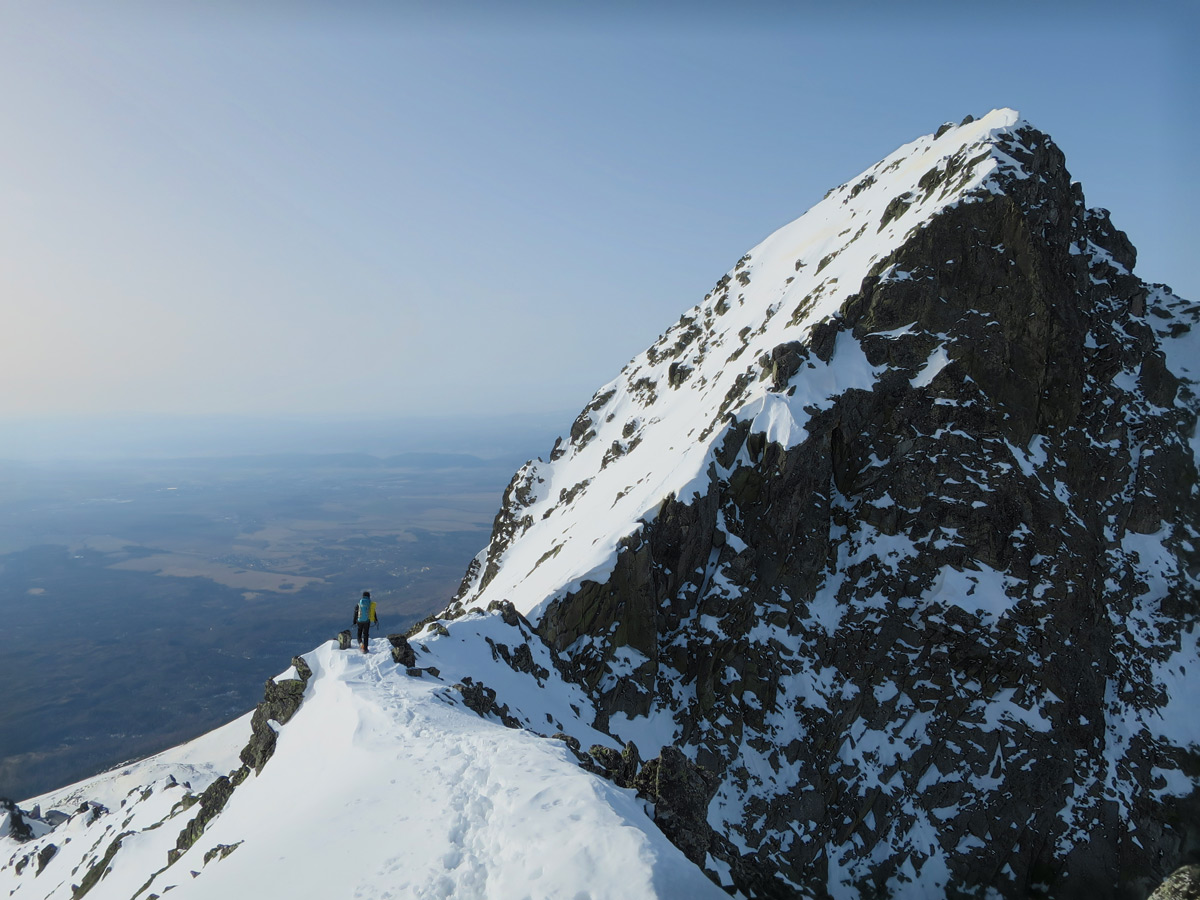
[0,451,524,800]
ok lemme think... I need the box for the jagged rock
[261,677,306,725]
[170,792,198,817]
[239,665,311,774]
[587,741,642,789]
[74,830,134,898]
[387,633,416,667]
[35,843,56,875]
[1,799,33,842]
[1151,865,1200,900]
[202,842,242,865]
[620,741,642,783]
[486,598,523,627]
[168,776,234,865]
[510,642,549,681]
[239,715,276,773]
[291,655,313,681]
[452,678,521,728]
[551,732,581,753]
[588,744,622,774]
[485,634,551,683]
[633,747,717,867]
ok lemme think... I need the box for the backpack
[357,597,372,624]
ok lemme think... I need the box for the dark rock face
[634,746,718,868]
[462,121,1199,898]
[1,799,33,842]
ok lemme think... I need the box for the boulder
[386,634,416,667]
[486,598,523,628]
[290,655,312,681]
[587,741,641,788]
[1151,866,1200,900]
[453,678,521,728]
[35,843,57,875]
[633,746,717,866]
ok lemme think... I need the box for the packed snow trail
[2,639,727,900]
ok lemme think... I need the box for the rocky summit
[449,108,1200,898]
[3,110,1197,900]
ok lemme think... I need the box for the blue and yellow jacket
[353,598,378,625]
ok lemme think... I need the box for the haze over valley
[0,416,558,799]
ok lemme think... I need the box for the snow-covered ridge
[453,108,1042,621]
[2,631,726,900]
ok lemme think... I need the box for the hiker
[353,590,378,653]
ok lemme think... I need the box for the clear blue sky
[1,1,1194,424]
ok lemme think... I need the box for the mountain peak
[449,108,1086,624]
[444,109,1200,896]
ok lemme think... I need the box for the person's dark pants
[357,623,370,647]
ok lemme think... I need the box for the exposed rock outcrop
[173,655,314,865]
[633,746,717,868]
[240,656,312,774]
[1151,865,1200,900]
[452,677,522,729]
[0,800,33,843]
[387,633,416,667]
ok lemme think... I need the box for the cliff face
[453,111,1200,898]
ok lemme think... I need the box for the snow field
[2,635,728,900]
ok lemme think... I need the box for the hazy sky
[1,1,1195,423]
